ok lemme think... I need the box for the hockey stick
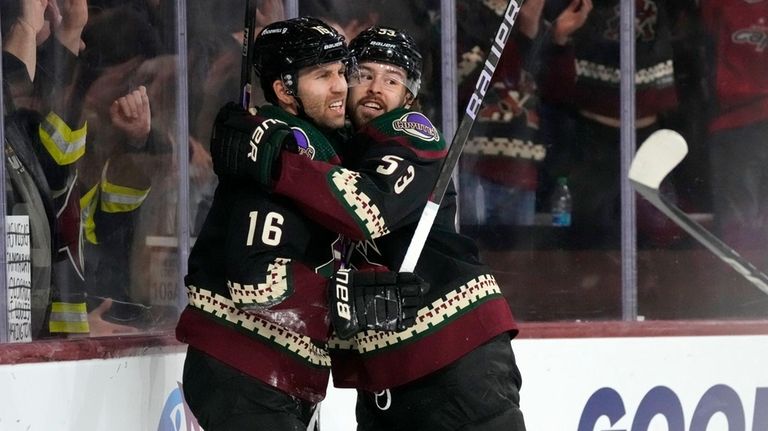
[399,0,523,272]
[629,129,768,295]
[240,0,257,109]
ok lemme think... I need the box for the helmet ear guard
[280,72,297,96]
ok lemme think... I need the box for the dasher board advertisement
[0,335,766,430]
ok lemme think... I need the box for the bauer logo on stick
[466,0,521,120]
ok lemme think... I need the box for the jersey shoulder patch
[290,127,316,159]
[391,111,440,142]
[258,104,338,161]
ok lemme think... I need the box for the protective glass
[343,56,361,87]
[348,62,416,96]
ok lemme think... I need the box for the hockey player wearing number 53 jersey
[217,26,527,431]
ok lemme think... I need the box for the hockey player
[215,25,526,431]
[175,17,427,430]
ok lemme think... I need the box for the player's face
[295,61,348,129]
[348,62,411,129]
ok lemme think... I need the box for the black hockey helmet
[252,17,349,102]
[349,26,423,97]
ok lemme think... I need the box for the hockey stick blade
[400,0,523,272]
[628,129,688,189]
[630,129,768,295]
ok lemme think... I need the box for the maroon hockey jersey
[701,0,768,132]
[542,0,678,119]
[272,107,519,391]
[176,106,343,402]
[457,6,544,191]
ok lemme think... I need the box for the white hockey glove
[329,269,429,340]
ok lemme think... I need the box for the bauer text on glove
[210,102,296,186]
[330,269,429,340]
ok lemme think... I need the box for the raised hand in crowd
[20,0,48,37]
[110,85,152,146]
[49,0,89,54]
[255,0,285,29]
[519,0,545,39]
[552,0,593,45]
[82,56,142,122]
[4,0,47,80]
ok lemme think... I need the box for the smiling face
[347,61,413,129]
[278,61,348,130]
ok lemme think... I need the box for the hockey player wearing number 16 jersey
[175,18,354,429]
[176,17,428,430]
[216,26,527,431]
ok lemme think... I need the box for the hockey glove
[329,269,429,340]
[210,102,296,187]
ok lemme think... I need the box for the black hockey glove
[329,269,429,340]
[210,102,296,187]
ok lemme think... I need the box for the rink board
[0,335,766,430]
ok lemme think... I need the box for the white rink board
[0,352,187,431]
[0,335,766,430]
[511,335,768,431]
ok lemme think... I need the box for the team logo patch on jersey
[733,26,768,52]
[291,127,316,159]
[392,112,439,142]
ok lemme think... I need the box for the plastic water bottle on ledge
[551,177,572,227]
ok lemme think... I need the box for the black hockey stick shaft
[240,0,257,108]
[399,0,524,272]
[632,181,768,295]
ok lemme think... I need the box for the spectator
[75,5,158,326]
[2,0,141,337]
[540,0,688,248]
[698,0,768,253]
[2,0,55,339]
[457,0,548,246]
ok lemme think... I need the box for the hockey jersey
[272,107,518,391]
[175,105,343,402]
[457,2,545,191]
[542,0,678,118]
[701,0,768,132]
